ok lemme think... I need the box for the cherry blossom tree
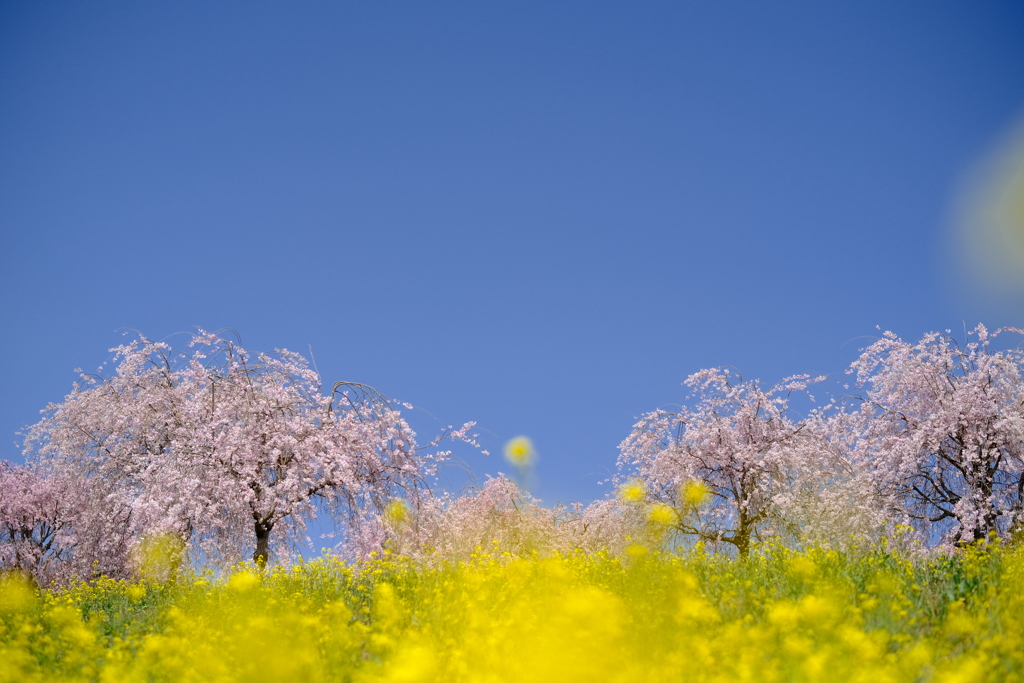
[844,325,1024,545]
[0,462,133,584]
[24,331,449,569]
[617,368,819,557]
[0,462,73,583]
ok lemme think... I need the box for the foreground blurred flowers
[2,542,1022,682]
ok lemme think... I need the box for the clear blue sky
[2,1,1023,506]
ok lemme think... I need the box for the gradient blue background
[2,1,1024,507]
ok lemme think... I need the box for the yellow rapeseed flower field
[2,543,1023,682]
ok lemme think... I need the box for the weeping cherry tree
[618,368,819,557]
[24,331,450,569]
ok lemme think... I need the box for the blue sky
[2,1,1023,507]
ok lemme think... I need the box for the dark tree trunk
[254,521,273,569]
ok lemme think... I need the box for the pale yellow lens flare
[955,114,1024,297]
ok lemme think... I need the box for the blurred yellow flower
[385,498,411,526]
[229,571,259,593]
[131,531,186,583]
[648,502,677,526]
[0,572,36,612]
[619,479,646,503]
[504,436,535,467]
[789,556,818,581]
[680,479,712,508]
[626,543,649,558]
[126,584,147,602]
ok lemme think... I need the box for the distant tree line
[4,325,1024,584]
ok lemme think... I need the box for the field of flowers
[2,542,1022,683]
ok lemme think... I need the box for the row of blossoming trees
[3,325,1024,584]
[369,324,1024,561]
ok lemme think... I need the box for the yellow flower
[680,480,712,508]
[626,543,649,558]
[229,571,259,593]
[385,498,411,526]
[131,531,186,582]
[0,572,36,612]
[619,479,646,503]
[647,503,677,526]
[504,436,535,467]
[126,584,147,602]
[788,555,818,582]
